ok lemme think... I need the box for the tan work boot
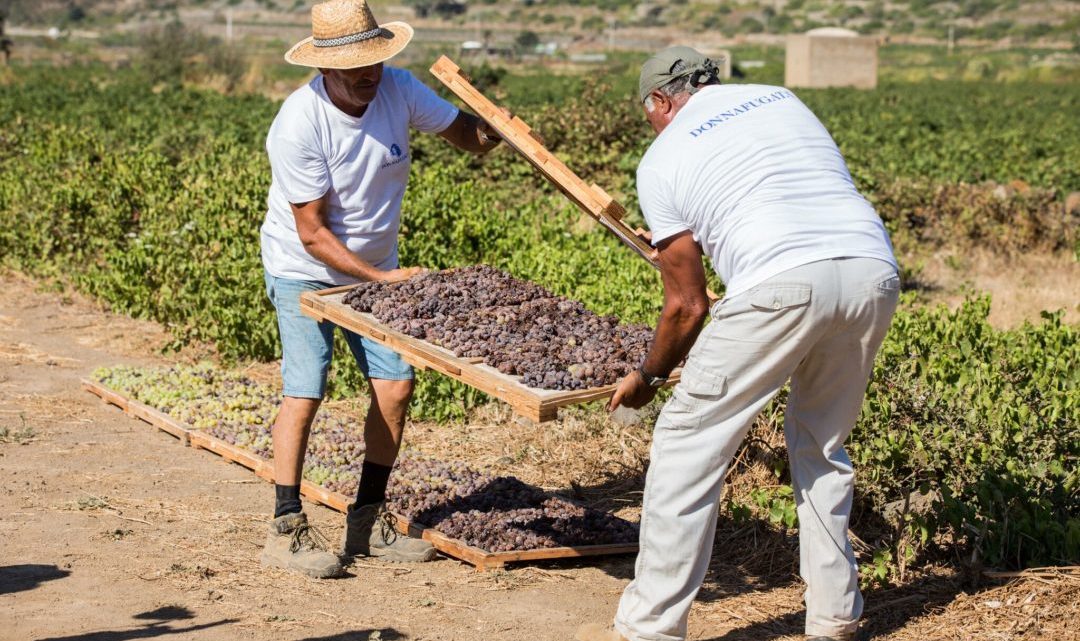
[340,501,436,562]
[575,623,629,641]
[259,512,343,579]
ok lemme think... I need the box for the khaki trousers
[615,257,900,641]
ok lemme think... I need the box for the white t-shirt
[261,68,459,284]
[637,84,897,298]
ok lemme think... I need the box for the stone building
[785,28,878,89]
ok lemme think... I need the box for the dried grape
[386,456,638,552]
[343,266,655,390]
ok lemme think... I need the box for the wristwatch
[477,126,502,146]
[637,366,668,388]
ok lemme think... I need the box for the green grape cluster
[93,364,365,473]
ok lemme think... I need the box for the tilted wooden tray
[82,378,639,571]
[299,286,679,423]
[430,55,659,269]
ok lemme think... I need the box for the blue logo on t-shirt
[381,143,408,169]
[688,89,796,139]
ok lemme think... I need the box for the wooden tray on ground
[82,378,639,571]
[299,286,680,423]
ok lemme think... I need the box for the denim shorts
[265,271,414,399]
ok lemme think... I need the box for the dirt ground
[1,272,1077,641]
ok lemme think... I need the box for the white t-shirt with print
[637,84,897,298]
[261,67,459,284]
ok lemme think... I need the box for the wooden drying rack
[83,379,638,571]
[430,55,661,269]
[300,286,680,423]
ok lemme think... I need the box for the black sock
[274,484,302,518]
[354,461,393,509]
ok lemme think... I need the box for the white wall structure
[785,28,878,89]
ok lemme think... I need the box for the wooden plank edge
[430,55,666,280]
[305,301,543,411]
[481,543,639,564]
[188,432,271,477]
[299,480,351,512]
[125,403,190,444]
[430,57,606,212]
[83,378,191,445]
[312,301,535,407]
[82,378,130,411]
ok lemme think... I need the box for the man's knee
[276,395,323,426]
[371,378,414,407]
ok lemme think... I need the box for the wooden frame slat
[430,55,719,303]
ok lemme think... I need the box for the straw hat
[285,0,413,69]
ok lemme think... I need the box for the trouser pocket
[749,283,812,312]
[663,360,728,430]
[876,274,901,296]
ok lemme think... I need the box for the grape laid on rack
[93,365,639,552]
[386,456,638,551]
[94,364,366,491]
[342,265,656,390]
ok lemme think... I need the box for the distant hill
[4,0,1078,48]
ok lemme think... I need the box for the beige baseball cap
[638,46,721,103]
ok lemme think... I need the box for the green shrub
[854,298,1078,569]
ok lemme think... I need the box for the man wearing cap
[258,0,503,578]
[578,47,899,641]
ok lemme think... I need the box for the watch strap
[637,366,668,388]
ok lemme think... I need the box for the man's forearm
[439,112,501,154]
[301,226,382,281]
[641,303,708,377]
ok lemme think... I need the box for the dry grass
[0,341,82,367]
[0,271,212,362]
[911,247,1080,327]
[883,569,1080,641]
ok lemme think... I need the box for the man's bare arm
[642,231,711,376]
[292,195,421,283]
[607,231,710,411]
[437,111,502,154]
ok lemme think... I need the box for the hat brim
[285,22,413,69]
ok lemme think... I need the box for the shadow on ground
[0,564,72,595]
[697,570,967,641]
[36,605,237,641]
[298,630,406,640]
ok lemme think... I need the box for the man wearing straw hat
[578,46,898,641]
[259,0,503,578]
